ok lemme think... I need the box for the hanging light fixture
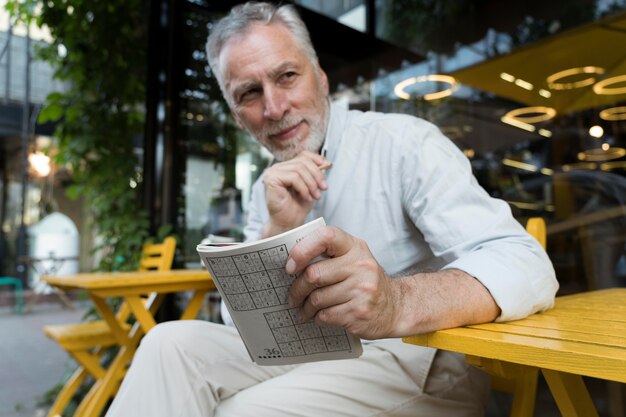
[394,74,458,101]
[599,106,626,121]
[593,74,626,95]
[546,66,605,90]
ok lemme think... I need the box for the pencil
[319,162,333,171]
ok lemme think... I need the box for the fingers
[289,255,394,336]
[296,273,354,321]
[267,164,320,201]
[286,227,351,308]
[264,151,329,202]
[284,226,397,338]
[286,226,354,275]
[287,253,350,309]
[261,152,331,236]
[286,226,367,313]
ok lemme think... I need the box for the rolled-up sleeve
[402,122,558,321]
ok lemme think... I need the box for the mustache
[263,116,304,137]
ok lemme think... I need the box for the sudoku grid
[262,308,351,358]
[206,244,293,310]
[206,244,352,358]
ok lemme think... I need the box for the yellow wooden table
[43,269,215,417]
[403,288,626,417]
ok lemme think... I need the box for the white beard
[253,94,330,161]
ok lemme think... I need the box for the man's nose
[263,88,288,120]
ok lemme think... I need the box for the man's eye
[280,72,297,83]
[239,88,261,102]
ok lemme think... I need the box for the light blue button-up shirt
[234,102,558,326]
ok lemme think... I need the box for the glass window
[355,0,626,293]
[294,0,367,32]
[177,5,270,267]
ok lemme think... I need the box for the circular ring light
[562,162,597,172]
[599,106,626,121]
[577,147,626,162]
[504,106,557,123]
[593,75,626,95]
[394,74,458,101]
[600,161,626,171]
[546,66,605,90]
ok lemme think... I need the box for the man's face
[219,23,330,161]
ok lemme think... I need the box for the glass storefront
[176,0,626,294]
[367,0,626,293]
[177,4,271,267]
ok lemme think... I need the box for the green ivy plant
[6,0,151,271]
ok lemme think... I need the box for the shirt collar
[320,101,348,165]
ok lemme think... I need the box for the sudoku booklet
[196,217,362,365]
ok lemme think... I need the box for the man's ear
[318,67,330,95]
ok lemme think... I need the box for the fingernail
[285,258,295,274]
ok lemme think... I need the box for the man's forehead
[221,23,292,56]
[220,24,307,87]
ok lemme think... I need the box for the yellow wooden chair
[43,236,176,417]
[466,217,546,417]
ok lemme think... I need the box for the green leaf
[38,103,64,123]
[65,184,84,200]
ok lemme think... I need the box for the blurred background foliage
[6,0,151,270]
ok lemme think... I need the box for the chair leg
[48,346,108,417]
[71,350,107,380]
[542,369,599,417]
[46,366,89,417]
[0,277,24,315]
[76,345,136,417]
[74,378,101,417]
[509,367,538,417]
[14,279,23,315]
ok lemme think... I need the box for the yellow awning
[451,11,626,114]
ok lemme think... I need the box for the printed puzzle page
[196,217,362,365]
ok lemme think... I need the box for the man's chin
[262,140,303,161]
[271,148,301,162]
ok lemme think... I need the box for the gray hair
[206,2,319,95]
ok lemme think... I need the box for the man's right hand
[262,151,330,238]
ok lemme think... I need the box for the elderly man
[106,2,557,416]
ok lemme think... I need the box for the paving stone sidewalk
[0,301,89,417]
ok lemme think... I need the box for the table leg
[75,293,169,416]
[608,381,625,417]
[180,289,209,320]
[73,289,209,416]
[542,369,600,417]
[55,288,76,309]
[23,291,40,313]
[91,296,131,344]
[24,287,74,312]
[126,295,159,332]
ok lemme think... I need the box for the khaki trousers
[105,321,489,417]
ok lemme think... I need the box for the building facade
[1,0,625,297]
